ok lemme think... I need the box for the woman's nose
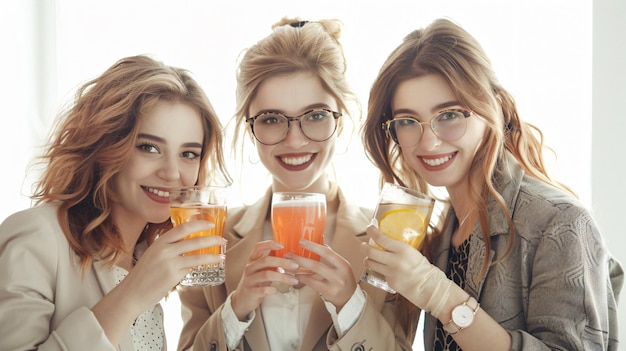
[419,125,442,151]
[157,157,181,181]
[281,122,309,148]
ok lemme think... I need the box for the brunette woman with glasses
[177,17,415,351]
[361,18,622,351]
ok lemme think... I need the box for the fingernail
[289,277,299,284]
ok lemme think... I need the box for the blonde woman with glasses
[177,18,415,351]
[361,18,623,351]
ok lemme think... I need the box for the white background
[1,1,623,350]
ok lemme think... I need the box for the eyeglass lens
[250,109,338,145]
[389,110,469,146]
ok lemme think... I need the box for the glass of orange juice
[271,192,326,275]
[360,182,435,294]
[169,185,227,287]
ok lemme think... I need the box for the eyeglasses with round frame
[246,108,342,146]
[382,108,473,146]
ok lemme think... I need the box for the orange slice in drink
[376,208,426,249]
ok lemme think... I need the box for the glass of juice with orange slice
[360,182,435,294]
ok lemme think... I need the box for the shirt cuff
[220,293,255,349]
[322,285,366,337]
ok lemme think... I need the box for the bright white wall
[593,0,626,342]
[2,0,622,350]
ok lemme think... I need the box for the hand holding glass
[361,183,435,294]
[169,185,227,287]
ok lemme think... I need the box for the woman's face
[249,72,339,193]
[112,101,204,230]
[391,73,486,193]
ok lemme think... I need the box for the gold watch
[443,296,479,334]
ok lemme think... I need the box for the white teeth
[422,154,453,166]
[146,187,169,198]
[281,154,312,166]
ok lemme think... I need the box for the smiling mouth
[421,152,456,167]
[280,154,313,166]
[143,186,169,198]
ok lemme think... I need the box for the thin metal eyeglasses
[382,108,473,146]
[246,109,342,145]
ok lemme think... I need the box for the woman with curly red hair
[0,55,230,351]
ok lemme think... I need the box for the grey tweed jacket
[423,155,623,350]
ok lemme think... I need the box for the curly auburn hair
[31,55,231,272]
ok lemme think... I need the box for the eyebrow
[393,101,462,118]
[253,103,333,116]
[137,133,203,149]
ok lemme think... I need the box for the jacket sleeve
[326,290,417,351]
[0,209,116,351]
[508,205,622,351]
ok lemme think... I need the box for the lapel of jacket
[224,190,273,349]
[224,190,271,295]
[465,228,495,298]
[301,187,378,349]
[467,153,525,297]
[426,153,525,346]
[92,260,135,350]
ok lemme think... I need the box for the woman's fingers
[172,235,227,256]
[249,240,284,261]
[299,240,338,264]
[365,224,405,252]
[159,220,215,243]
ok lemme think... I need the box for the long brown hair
[31,55,231,272]
[362,18,574,335]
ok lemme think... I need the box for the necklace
[457,210,475,229]
[452,210,475,249]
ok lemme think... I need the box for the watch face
[452,305,474,328]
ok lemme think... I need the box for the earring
[248,152,260,164]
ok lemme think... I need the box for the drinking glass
[169,185,228,287]
[360,182,435,294]
[271,192,326,275]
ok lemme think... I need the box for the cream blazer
[0,203,151,351]
[178,187,415,351]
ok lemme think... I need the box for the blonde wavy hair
[362,18,575,333]
[230,17,360,172]
[31,55,231,272]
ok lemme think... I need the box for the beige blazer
[178,187,415,351]
[0,203,153,351]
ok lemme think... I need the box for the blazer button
[210,341,218,351]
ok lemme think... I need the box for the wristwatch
[443,296,479,334]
